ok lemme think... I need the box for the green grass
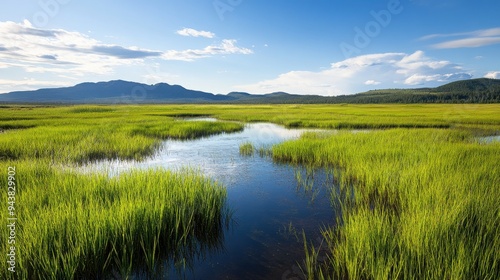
[0,105,241,279]
[0,161,229,279]
[1,104,499,279]
[239,142,255,156]
[188,104,500,131]
[272,129,500,279]
[0,105,243,163]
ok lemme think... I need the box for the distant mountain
[0,78,499,104]
[434,78,500,92]
[0,80,229,103]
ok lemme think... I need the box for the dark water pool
[87,121,339,279]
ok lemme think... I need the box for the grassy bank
[272,129,500,279]
[0,105,240,279]
[0,161,229,279]
[0,105,243,163]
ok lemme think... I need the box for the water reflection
[84,121,339,279]
[477,135,500,143]
[130,211,231,279]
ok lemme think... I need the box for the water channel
[86,119,339,279]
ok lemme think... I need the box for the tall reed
[0,161,229,279]
[272,129,500,279]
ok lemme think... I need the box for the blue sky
[0,0,499,95]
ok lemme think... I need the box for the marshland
[0,104,499,279]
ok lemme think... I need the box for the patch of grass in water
[239,142,255,156]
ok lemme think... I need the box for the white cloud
[432,37,500,49]
[0,20,159,77]
[0,78,72,93]
[176,28,215,38]
[484,71,500,79]
[365,80,381,85]
[420,27,500,40]
[236,51,472,95]
[420,27,500,49]
[0,21,252,92]
[162,39,252,61]
[0,21,250,68]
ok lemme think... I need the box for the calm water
[86,120,338,279]
[477,135,500,143]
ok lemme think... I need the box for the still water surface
[88,119,338,279]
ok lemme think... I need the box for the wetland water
[88,119,338,279]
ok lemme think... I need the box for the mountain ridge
[0,78,499,104]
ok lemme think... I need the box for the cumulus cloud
[236,51,472,95]
[0,20,156,76]
[365,80,381,85]
[0,21,252,92]
[484,71,500,79]
[420,27,500,49]
[176,28,215,38]
[0,78,72,92]
[162,39,253,61]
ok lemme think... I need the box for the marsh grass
[257,145,273,157]
[68,106,115,113]
[278,222,301,242]
[0,161,229,279]
[0,105,243,163]
[1,104,499,279]
[239,142,255,156]
[272,129,500,279]
[0,105,241,279]
[294,166,321,204]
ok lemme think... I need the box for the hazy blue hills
[0,80,227,103]
[0,78,499,104]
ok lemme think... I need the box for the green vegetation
[273,129,500,279]
[0,105,241,279]
[335,78,500,104]
[230,78,500,104]
[0,162,228,279]
[0,105,243,163]
[1,104,499,279]
[239,142,255,156]
[293,166,321,204]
